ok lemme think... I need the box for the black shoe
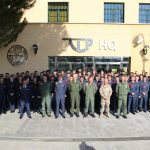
[42,114,45,118]
[116,115,120,119]
[20,116,23,119]
[83,113,88,118]
[132,112,136,115]
[123,115,127,119]
[47,114,51,117]
[70,114,74,118]
[135,110,138,113]
[62,115,66,118]
[55,116,58,119]
[127,112,129,114]
[76,114,80,118]
[91,114,96,118]
[28,116,32,119]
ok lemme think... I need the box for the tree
[0,0,36,48]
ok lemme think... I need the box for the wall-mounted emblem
[63,38,93,53]
[7,45,28,66]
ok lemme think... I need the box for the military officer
[39,75,52,117]
[68,73,82,117]
[83,76,97,118]
[99,78,112,118]
[116,75,130,119]
[127,76,138,114]
[135,75,140,112]
[0,77,6,114]
[19,78,32,119]
[7,76,16,112]
[55,75,67,118]
[31,77,41,113]
[139,76,149,112]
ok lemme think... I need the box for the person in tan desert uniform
[99,78,112,118]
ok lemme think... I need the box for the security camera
[137,35,144,44]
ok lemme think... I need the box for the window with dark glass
[48,2,69,23]
[104,3,124,23]
[139,4,150,23]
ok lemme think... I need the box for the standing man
[139,76,149,112]
[55,75,67,119]
[99,78,112,118]
[68,73,82,117]
[83,76,97,118]
[19,78,32,119]
[127,76,138,114]
[7,76,16,113]
[39,75,52,117]
[135,75,140,113]
[116,75,130,119]
[0,77,6,114]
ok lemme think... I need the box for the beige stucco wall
[24,0,150,24]
[0,23,150,74]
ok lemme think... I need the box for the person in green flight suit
[68,73,82,117]
[116,74,130,119]
[39,75,52,117]
[83,76,97,118]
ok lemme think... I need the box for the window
[48,2,69,23]
[139,4,150,23]
[104,3,124,23]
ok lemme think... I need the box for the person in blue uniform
[55,75,67,118]
[0,77,7,114]
[7,76,16,113]
[135,75,140,113]
[139,76,149,112]
[127,76,138,114]
[19,78,32,119]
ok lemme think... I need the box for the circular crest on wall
[7,45,28,66]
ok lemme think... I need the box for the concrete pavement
[0,111,150,149]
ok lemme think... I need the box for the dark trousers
[0,95,6,113]
[8,95,16,112]
[20,99,31,117]
[56,98,65,117]
[139,95,148,112]
[128,96,136,113]
[31,97,41,112]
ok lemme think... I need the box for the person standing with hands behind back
[116,75,129,119]
[99,78,112,118]
[39,75,52,118]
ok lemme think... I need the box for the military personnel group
[0,69,150,119]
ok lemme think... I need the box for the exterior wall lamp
[32,44,39,54]
[143,45,149,55]
[137,34,149,55]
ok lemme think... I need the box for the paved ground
[0,111,150,150]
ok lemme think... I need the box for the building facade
[0,0,150,74]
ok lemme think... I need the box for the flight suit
[139,81,149,112]
[39,81,52,116]
[128,81,138,113]
[55,80,67,117]
[84,82,97,115]
[116,82,130,117]
[135,81,140,111]
[68,80,82,116]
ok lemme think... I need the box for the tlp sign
[63,38,116,53]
